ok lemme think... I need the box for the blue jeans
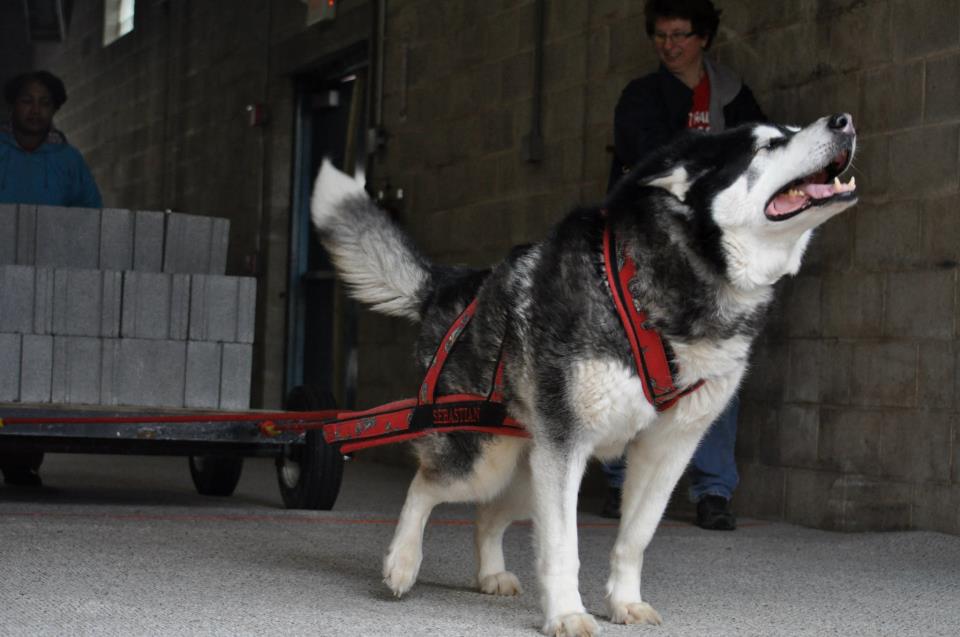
[600,396,740,502]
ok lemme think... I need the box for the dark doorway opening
[287,49,369,408]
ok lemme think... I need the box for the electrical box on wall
[305,0,336,25]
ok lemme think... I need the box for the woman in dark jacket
[603,0,766,530]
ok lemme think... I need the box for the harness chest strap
[601,216,705,411]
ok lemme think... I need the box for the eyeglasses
[652,31,695,44]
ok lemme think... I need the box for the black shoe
[2,466,43,487]
[601,487,622,519]
[696,495,736,530]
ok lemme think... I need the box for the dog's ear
[639,165,694,202]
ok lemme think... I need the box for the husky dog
[311,114,858,636]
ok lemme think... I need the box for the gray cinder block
[50,269,122,337]
[0,204,16,265]
[33,267,54,334]
[185,341,222,408]
[0,333,21,401]
[21,334,53,403]
[101,271,123,337]
[51,336,101,405]
[189,275,257,343]
[0,265,35,333]
[209,217,229,275]
[101,338,186,408]
[133,210,165,272]
[99,209,134,271]
[169,274,191,340]
[35,206,101,269]
[15,204,36,265]
[121,272,190,340]
[237,277,257,344]
[163,213,231,275]
[219,343,252,409]
[53,269,103,336]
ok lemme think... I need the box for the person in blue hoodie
[0,71,101,487]
[0,70,102,208]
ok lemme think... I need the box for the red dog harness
[320,218,703,452]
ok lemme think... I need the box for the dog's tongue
[766,183,839,217]
[767,192,807,217]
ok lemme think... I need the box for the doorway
[286,53,368,408]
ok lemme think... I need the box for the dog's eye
[758,137,789,152]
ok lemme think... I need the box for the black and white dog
[311,114,857,636]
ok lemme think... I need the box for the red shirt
[687,72,711,130]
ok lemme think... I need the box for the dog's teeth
[834,177,841,191]
[849,176,856,188]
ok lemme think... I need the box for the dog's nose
[828,113,855,135]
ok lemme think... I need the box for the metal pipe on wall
[522,0,546,163]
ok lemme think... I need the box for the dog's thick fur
[311,114,858,636]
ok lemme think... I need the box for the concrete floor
[1,453,959,636]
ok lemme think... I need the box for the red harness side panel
[602,218,704,411]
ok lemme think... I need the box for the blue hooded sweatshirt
[0,124,102,208]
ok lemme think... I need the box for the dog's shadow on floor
[265,548,539,608]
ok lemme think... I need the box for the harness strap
[323,395,526,454]
[324,296,524,452]
[418,298,479,405]
[602,217,704,411]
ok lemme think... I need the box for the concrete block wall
[710,0,960,535]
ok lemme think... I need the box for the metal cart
[0,385,344,509]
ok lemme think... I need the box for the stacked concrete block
[0,333,20,401]
[0,203,256,410]
[0,265,36,334]
[101,339,188,408]
[133,211,165,272]
[35,206,101,269]
[188,275,256,344]
[0,204,15,264]
[8,204,230,274]
[99,209,134,271]
[52,269,123,337]
[20,335,53,403]
[163,213,229,275]
[51,336,102,404]
[121,272,191,340]
[220,343,254,410]
[185,342,222,409]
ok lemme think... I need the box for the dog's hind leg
[384,436,527,598]
[605,423,704,625]
[529,443,600,637]
[475,456,530,596]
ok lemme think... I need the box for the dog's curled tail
[310,159,430,321]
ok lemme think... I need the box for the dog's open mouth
[765,149,857,221]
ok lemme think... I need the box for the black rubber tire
[188,455,244,496]
[276,385,344,510]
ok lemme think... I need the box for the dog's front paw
[542,612,601,637]
[382,548,421,598]
[608,601,662,625]
[478,571,522,596]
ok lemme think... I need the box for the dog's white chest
[568,358,658,459]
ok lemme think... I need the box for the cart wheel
[276,385,343,510]
[188,455,243,496]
